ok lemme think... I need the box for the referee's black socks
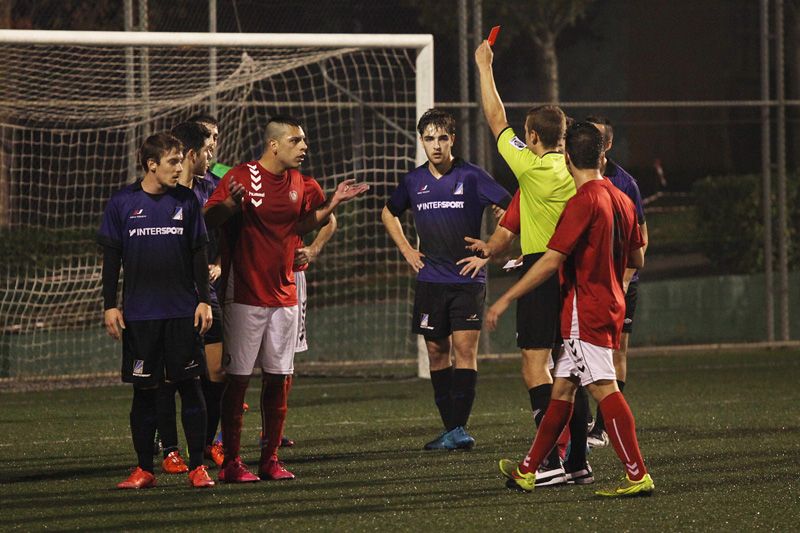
[529,384,561,469]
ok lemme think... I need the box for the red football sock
[519,399,572,475]
[220,378,249,467]
[259,373,292,466]
[599,391,647,481]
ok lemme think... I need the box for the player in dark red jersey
[487,122,653,496]
[585,115,649,448]
[99,132,215,489]
[204,115,367,483]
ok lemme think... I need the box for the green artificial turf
[1,349,799,531]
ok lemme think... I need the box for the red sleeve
[302,176,326,213]
[547,193,592,255]
[499,189,521,234]
[205,168,233,208]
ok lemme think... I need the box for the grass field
[1,348,799,531]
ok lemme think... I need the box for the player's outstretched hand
[228,179,245,204]
[464,236,491,258]
[104,308,126,341]
[485,297,510,332]
[402,247,425,273]
[475,40,494,69]
[294,245,319,266]
[332,179,369,205]
[457,255,489,278]
[195,302,213,335]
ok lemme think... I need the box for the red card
[487,25,501,46]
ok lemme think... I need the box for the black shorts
[622,280,639,334]
[412,281,485,339]
[122,317,206,387]
[204,302,223,345]
[516,253,562,350]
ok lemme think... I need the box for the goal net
[0,31,433,380]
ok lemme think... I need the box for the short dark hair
[416,108,456,136]
[139,132,183,172]
[171,121,212,156]
[585,114,614,145]
[187,113,219,127]
[265,115,303,141]
[565,122,604,170]
[525,105,565,148]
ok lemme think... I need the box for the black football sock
[566,386,589,470]
[156,381,179,458]
[430,366,455,431]
[593,380,625,434]
[529,384,560,468]
[451,368,477,428]
[177,378,207,471]
[201,377,225,446]
[130,387,158,473]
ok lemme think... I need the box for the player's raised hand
[104,308,126,341]
[195,302,213,335]
[457,255,489,278]
[475,40,494,69]
[402,247,425,273]
[485,297,510,332]
[228,179,245,204]
[332,179,370,205]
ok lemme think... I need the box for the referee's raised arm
[475,40,509,139]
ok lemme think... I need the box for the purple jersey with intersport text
[386,159,511,284]
[97,182,208,321]
[605,158,645,282]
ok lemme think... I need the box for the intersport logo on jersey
[128,227,184,237]
[416,200,464,211]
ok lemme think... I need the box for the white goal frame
[0,29,434,379]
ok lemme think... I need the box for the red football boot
[117,467,156,489]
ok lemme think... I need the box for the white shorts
[553,337,616,386]
[223,302,299,375]
[295,270,308,353]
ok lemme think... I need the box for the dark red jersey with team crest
[206,161,324,307]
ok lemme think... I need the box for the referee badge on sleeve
[510,136,527,151]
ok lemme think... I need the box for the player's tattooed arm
[294,213,337,266]
[381,206,425,273]
[204,179,245,228]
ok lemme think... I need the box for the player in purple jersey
[148,122,224,473]
[382,108,511,450]
[585,116,649,448]
[99,132,215,489]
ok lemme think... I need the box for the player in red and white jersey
[486,122,654,497]
[204,115,367,483]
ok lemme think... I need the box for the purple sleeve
[475,167,511,209]
[386,176,412,217]
[622,178,645,224]
[186,195,209,250]
[97,196,123,249]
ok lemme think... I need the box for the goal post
[0,30,433,381]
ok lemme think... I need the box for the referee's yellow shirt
[497,127,575,254]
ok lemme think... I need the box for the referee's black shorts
[622,280,639,334]
[412,281,485,340]
[516,252,561,350]
[122,317,206,387]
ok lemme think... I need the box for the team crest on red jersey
[289,190,299,202]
